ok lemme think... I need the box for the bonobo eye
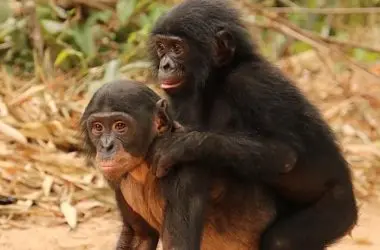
[173,43,183,55]
[156,41,165,56]
[113,121,127,133]
[91,122,104,135]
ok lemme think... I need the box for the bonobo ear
[215,29,236,66]
[154,99,173,135]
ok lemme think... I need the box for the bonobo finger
[173,121,185,132]
[150,153,163,173]
[155,154,177,178]
[281,150,298,174]
[156,165,171,178]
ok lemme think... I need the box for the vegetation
[0,0,380,76]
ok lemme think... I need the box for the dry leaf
[42,176,54,197]
[9,85,46,106]
[0,120,27,144]
[60,201,77,229]
[75,199,104,212]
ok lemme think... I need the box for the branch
[239,1,380,81]
[263,7,380,15]
[252,22,380,55]
[319,36,380,55]
[24,0,44,60]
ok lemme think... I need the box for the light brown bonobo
[80,80,282,250]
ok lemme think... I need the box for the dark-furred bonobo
[80,80,280,250]
[148,0,358,249]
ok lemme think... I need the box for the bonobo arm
[151,131,297,178]
[114,188,159,250]
[160,165,210,250]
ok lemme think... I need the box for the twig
[24,1,44,61]
[74,0,114,10]
[319,36,380,54]
[253,22,380,55]
[240,1,380,82]
[277,0,299,8]
[263,7,380,14]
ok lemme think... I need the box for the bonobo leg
[261,183,358,250]
[160,165,210,250]
[114,188,159,250]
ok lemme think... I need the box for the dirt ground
[0,200,379,250]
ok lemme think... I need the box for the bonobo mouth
[160,78,183,90]
[97,156,144,181]
[99,159,123,174]
[99,160,118,169]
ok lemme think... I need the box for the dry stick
[258,9,380,54]
[74,0,114,10]
[252,20,346,88]
[24,0,44,61]
[277,0,300,8]
[52,0,116,10]
[319,36,380,54]
[242,3,380,81]
[263,7,380,14]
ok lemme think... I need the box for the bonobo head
[80,80,179,184]
[148,0,255,94]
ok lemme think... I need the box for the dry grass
[0,51,379,229]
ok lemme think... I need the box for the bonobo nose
[103,142,115,152]
[160,56,175,72]
[162,62,171,71]
[100,136,116,153]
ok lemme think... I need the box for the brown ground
[0,200,379,250]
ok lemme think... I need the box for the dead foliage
[0,51,379,229]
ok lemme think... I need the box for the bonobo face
[80,80,180,184]
[86,111,146,182]
[152,34,188,91]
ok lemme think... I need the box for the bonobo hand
[263,143,298,177]
[152,146,183,178]
[151,132,197,178]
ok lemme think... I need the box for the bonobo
[148,0,358,249]
[80,80,294,250]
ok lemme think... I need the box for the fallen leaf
[60,201,77,229]
[0,120,27,144]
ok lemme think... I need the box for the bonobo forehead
[151,0,241,42]
[83,80,160,119]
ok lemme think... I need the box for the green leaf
[67,24,95,59]
[0,0,11,23]
[49,2,68,19]
[88,60,121,96]
[117,0,137,25]
[139,14,150,27]
[36,5,54,19]
[41,20,65,35]
[87,10,112,26]
[352,48,380,62]
[54,48,84,67]
[289,41,312,54]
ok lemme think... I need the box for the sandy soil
[0,201,379,250]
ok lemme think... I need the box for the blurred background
[0,0,379,249]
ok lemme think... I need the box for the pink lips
[160,79,182,89]
[99,160,118,169]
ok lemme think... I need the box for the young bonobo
[81,80,289,250]
[148,0,358,249]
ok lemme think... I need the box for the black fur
[80,80,278,250]
[149,0,358,249]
